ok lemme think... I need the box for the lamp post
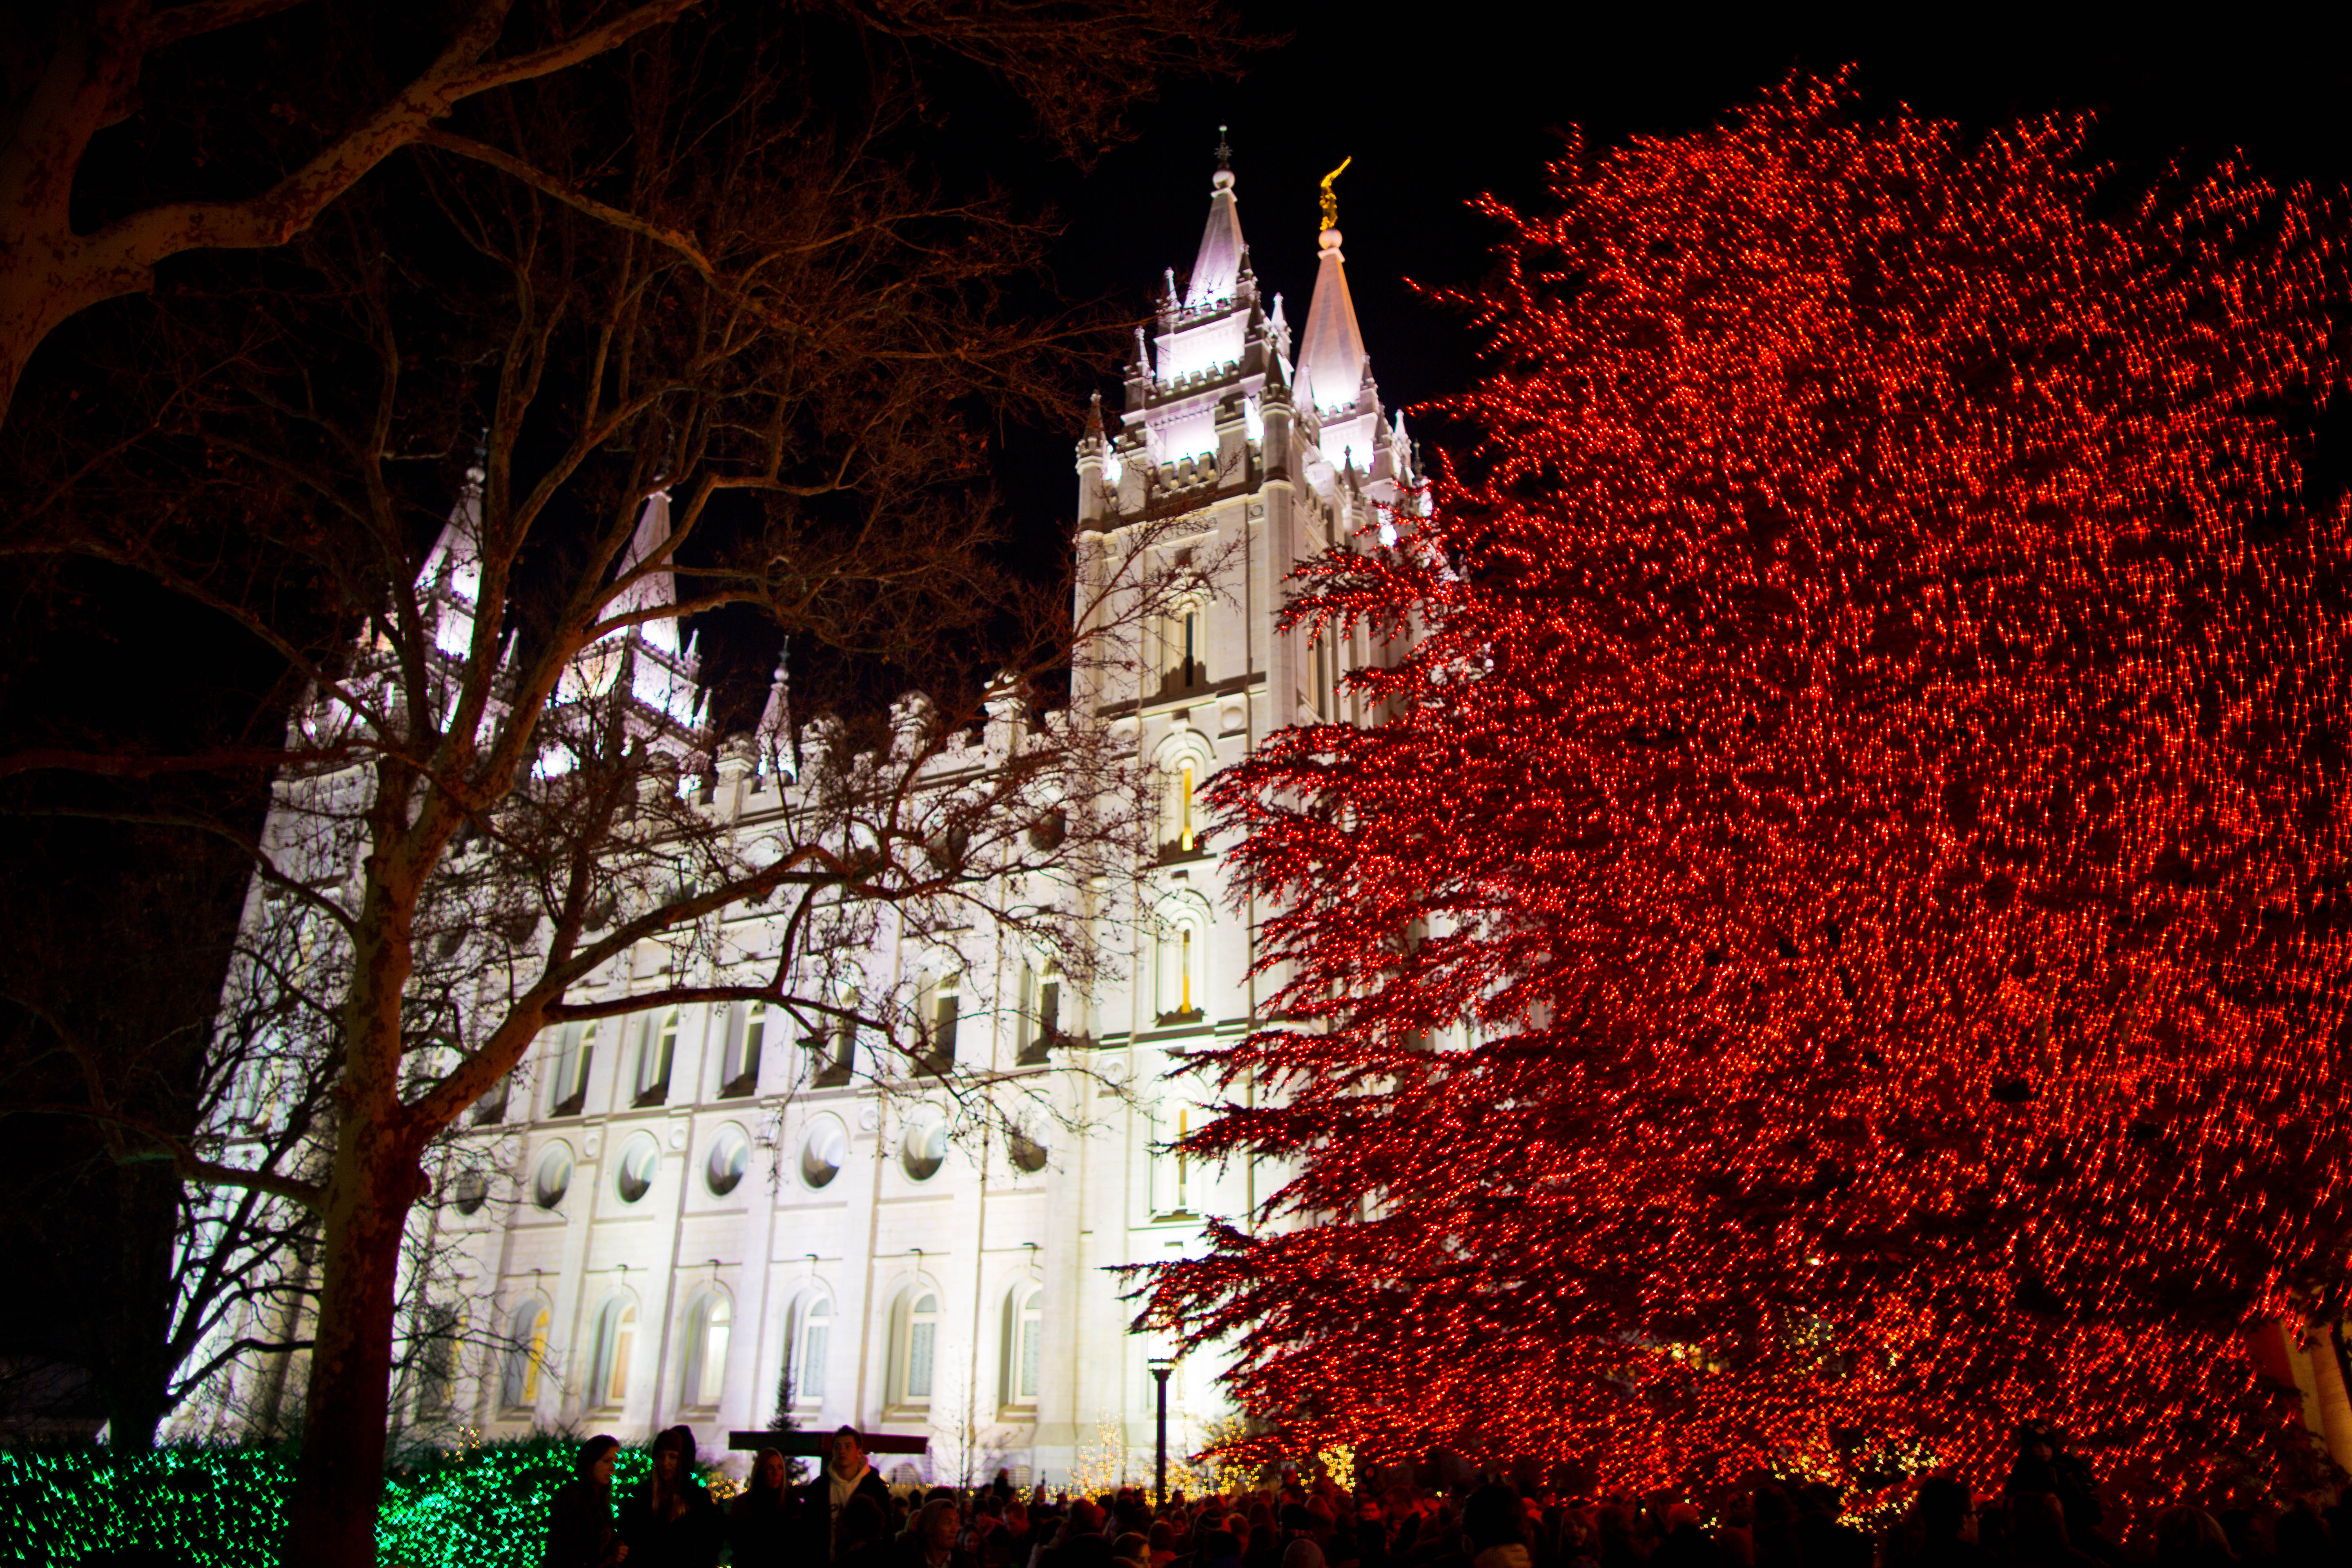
[1147,1356,1174,1507]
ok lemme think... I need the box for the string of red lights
[1143,77,2352,1510]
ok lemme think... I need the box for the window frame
[1000,1281,1043,1411]
[590,1296,638,1411]
[501,1298,549,1411]
[889,1287,941,1410]
[677,1289,733,1410]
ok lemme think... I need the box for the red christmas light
[1147,78,2352,1509]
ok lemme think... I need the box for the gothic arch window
[678,1289,733,1410]
[1154,732,1215,856]
[887,1286,941,1409]
[633,1008,679,1106]
[502,1298,550,1410]
[1000,1282,1043,1409]
[1153,895,1210,1022]
[589,1296,637,1409]
[547,1022,597,1117]
[784,1290,832,1408]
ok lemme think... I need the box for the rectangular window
[721,1003,763,1097]
[634,1010,677,1106]
[906,1319,934,1399]
[550,1023,595,1117]
[799,1314,829,1402]
[931,984,959,1067]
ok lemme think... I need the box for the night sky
[995,10,2351,541]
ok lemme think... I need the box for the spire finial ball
[1319,228,1343,253]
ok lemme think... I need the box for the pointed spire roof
[1184,129,1246,310]
[1298,227,1367,413]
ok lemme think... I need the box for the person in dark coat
[804,1426,896,1564]
[543,1435,629,1568]
[730,1446,798,1566]
[619,1424,723,1568]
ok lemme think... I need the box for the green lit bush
[0,1438,657,1567]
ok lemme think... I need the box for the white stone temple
[174,147,1420,1486]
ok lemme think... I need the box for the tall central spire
[1297,161,1367,414]
[1184,129,1246,310]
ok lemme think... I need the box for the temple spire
[1298,159,1367,412]
[1184,131,1246,310]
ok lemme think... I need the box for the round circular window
[452,1169,489,1214]
[706,1126,750,1197]
[800,1117,847,1189]
[532,1145,572,1210]
[615,1133,660,1204]
[901,1112,948,1182]
[1009,1127,1048,1174]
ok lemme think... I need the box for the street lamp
[1146,1356,1175,1507]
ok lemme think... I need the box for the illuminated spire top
[1298,158,1366,413]
[1185,129,1247,310]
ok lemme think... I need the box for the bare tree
[0,4,1235,1561]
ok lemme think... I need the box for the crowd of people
[537,1420,2349,1568]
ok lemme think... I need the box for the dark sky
[994,8,2352,534]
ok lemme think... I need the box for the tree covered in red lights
[1147,80,2352,1504]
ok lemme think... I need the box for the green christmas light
[1,1441,659,1567]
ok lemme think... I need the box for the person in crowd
[1899,1477,1981,1568]
[2007,1423,2104,1550]
[1793,1484,1866,1568]
[1459,1483,1532,1568]
[1650,1504,1719,1568]
[2012,1491,2104,1568]
[1283,1540,1328,1568]
[2272,1501,2331,1568]
[726,1447,796,1566]
[807,1427,895,1564]
[619,1425,721,1568]
[2155,1506,2239,1568]
[1748,1487,1797,1568]
[543,1434,630,1568]
[896,1496,980,1568]
[836,1496,895,1568]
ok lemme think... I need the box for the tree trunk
[284,1103,425,1568]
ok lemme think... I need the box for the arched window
[720,1003,764,1098]
[1155,903,1207,1021]
[501,1299,549,1409]
[679,1291,732,1409]
[786,1293,831,1407]
[889,1289,940,1407]
[1001,1284,1043,1408]
[590,1297,637,1408]
[548,1022,596,1117]
[634,1008,679,1106]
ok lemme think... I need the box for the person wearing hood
[806,1425,894,1563]
[543,1434,630,1568]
